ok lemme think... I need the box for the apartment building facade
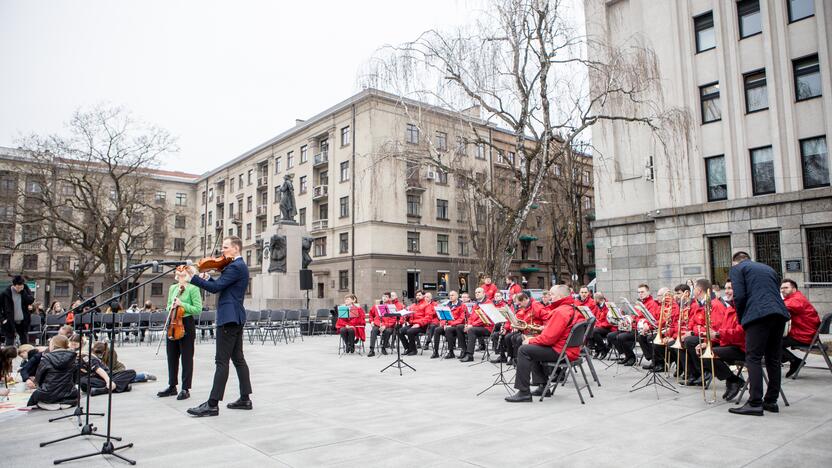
[586,0,832,309]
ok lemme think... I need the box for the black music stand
[477,333,513,396]
[380,313,415,376]
[630,339,678,398]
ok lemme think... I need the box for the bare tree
[13,105,177,293]
[360,0,673,279]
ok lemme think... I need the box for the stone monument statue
[277,174,297,223]
[268,234,287,273]
[301,236,313,269]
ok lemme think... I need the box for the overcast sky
[0,0,491,174]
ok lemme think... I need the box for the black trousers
[399,325,424,353]
[491,323,504,351]
[209,323,252,402]
[651,340,679,366]
[370,325,392,350]
[505,332,525,359]
[339,328,356,351]
[682,335,704,377]
[465,327,491,354]
[781,336,810,365]
[81,370,136,393]
[2,318,30,346]
[712,345,745,383]
[424,323,437,345]
[744,315,786,406]
[637,333,656,362]
[590,327,610,351]
[431,326,448,353]
[166,315,196,390]
[611,331,636,359]
[446,325,466,351]
[514,344,559,392]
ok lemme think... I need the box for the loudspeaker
[299,269,313,290]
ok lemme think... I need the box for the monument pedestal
[248,222,310,310]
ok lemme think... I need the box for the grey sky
[0,0,481,174]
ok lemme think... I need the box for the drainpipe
[350,104,356,294]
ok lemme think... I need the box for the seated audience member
[26,335,79,408]
[80,346,133,396]
[17,343,47,382]
[92,342,155,384]
[780,279,822,378]
[1,346,18,396]
[58,325,73,338]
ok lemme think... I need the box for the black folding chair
[147,312,168,344]
[261,310,286,345]
[28,315,43,344]
[196,310,216,342]
[284,309,303,342]
[41,315,64,343]
[580,317,602,387]
[243,310,262,344]
[790,312,832,380]
[298,309,310,335]
[540,320,594,404]
[311,309,332,335]
[118,313,141,345]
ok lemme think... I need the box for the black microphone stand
[53,265,178,466]
[380,314,415,376]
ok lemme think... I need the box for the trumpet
[699,288,717,404]
[514,319,543,335]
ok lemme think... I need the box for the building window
[56,256,70,271]
[508,151,516,165]
[174,193,187,206]
[339,196,349,218]
[458,236,469,256]
[708,236,732,288]
[553,164,561,177]
[807,226,832,282]
[238,174,244,188]
[437,234,449,255]
[201,190,207,205]
[0,254,9,269]
[754,231,782,280]
[705,155,728,201]
[313,237,327,257]
[245,223,251,240]
[794,54,821,101]
[151,282,163,296]
[435,131,447,151]
[743,69,768,113]
[476,143,485,160]
[287,152,294,169]
[200,214,205,228]
[788,0,814,23]
[340,161,349,182]
[275,156,282,174]
[436,169,448,185]
[497,150,506,165]
[229,177,235,191]
[406,124,419,144]
[800,136,830,189]
[245,196,252,212]
[339,232,349,253]
[694,11,716,53]
[737,0,762,39]
[583,196,592,210]
[318,203,328,220]
[407,231,420,253]
[54,282,70,297]
[750,146,776,195]
[300,145,307,163]
[436,199,449,220]
[246,250,251,265]
[457,201,467,222]
[341,126,350,146]
[299,207,306,226]
[173,238,185,252]
[299,176,307,194]
[23,254,38,270]
[406,194,421,217]
[338,270,349,290]
[537,245,544,261]
[175,215,186,229]
[700,82,721,123]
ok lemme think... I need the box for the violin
[196,255,233,273]
[167,283,186,341]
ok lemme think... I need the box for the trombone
[654,292,673,377]
[698,288,717,404]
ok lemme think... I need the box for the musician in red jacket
[399,291,434,356]
[480,276,498,301]
[367,292,397,357]
[430,290,465,359]
[588,293,615,359]
[709,280,746,400]
[682,279,727,386]
[780,279,821,377]
[489,291,513,363]
[335,294,366,354]
[459,288,493,362]
[611,283,656,366]
[389,292,406,312]
[506,285,584,402]
[447,292,472,359]
[502,293,547,365]
[506,276,523,299]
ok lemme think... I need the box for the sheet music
[435,306,453,321]
[577,306,594,320]
[478,303,507,324]
[337,305,350,319]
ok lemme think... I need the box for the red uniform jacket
[594,302,616,331]
[336,305,366,341]
[440,301,466,327]
[508,283,523,299]
[369,303,397,328]
[408,300,435,327]
[688,298,726,344]
[784,291,820,344]
[514,300,548,334]
[529,296,584,361]
[667,302,691,339]
[481,283,498,301]
[636,296,661,331]
[468,301,494,332]
[492,300,513,330]
[575,296,598,321]
[716,300,745,352]
[392,299,405,311]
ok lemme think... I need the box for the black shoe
[652,364,666,373]
[460,355,474,362]
[530,385,553,397]
[507,357,516,366]
[763,402,779,413]
[785,362,801,379]
[187,402,219,417]
[723,381,741,402]
[430,352,440,359]
[457,353,468,361]
[728,403,763,416]
[157,387,178,398]
[686,375,702,386]
[504,391,532,403]
[490,356,507,364]
[227,398,253,410]
[703,373,713,389]
[422,343,432,350]
[405,350,418,356]
[381,347,388,355]
[367,350,376,357]
[622,357,636,367]
[177,390,190,401]
[642,362,655,370]
[443,352,456,359]
[89,387,109,397]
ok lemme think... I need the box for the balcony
[405,174,425,192]
[256,205,268,217]
[313,151,329,167]
[215,219,224,230]
[216,194,224,205]
[231,213,242,225]
[310,219,328,232]
[256,177,268,189]
[312,185,328,200]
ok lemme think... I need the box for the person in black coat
[727,251,790,416]
[0,276,35,346]
[27,335,79,407]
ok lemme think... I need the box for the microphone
[127,261,159,270]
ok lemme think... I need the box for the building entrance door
[407,271,420,299]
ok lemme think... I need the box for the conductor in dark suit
[727,251,790,416]
[1,276,35,346]
[186,236,253,417]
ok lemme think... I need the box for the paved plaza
[1,334,830,468]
